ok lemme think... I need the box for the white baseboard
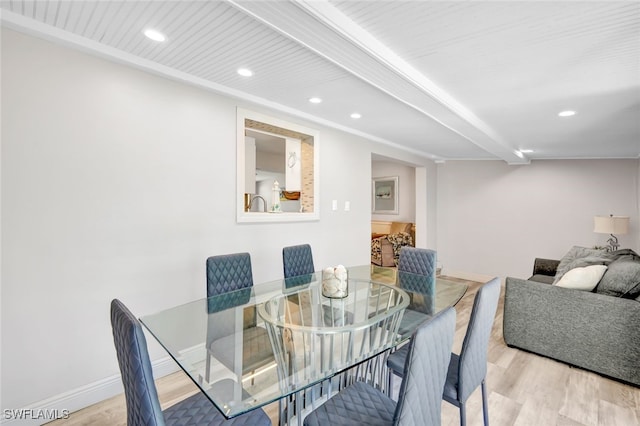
[1,357,178,425]
[441,269,498,284]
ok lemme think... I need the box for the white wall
[437,159,640,280]
[0,29,437,413]
[371,161,416,223]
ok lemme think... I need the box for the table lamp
[593,214,629,252]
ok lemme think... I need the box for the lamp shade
[593,215,629,235]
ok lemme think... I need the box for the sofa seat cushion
[529,274,555,284]
[596,257,640,299]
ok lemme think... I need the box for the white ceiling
[2,1,639,164]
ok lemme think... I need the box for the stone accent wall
[301,137,314,212]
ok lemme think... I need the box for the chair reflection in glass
[204,253,274,386]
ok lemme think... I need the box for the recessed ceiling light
[309,97,322,104]
[143,29,166,42]
[519,149,534,153]
[237,68,253,77]
[350,113,362,119]
[558,110,576,117]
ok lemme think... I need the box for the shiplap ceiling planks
[1,0,638,162]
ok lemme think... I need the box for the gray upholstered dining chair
[398,246,437,277]
[385,246,438,393]
[303,306,456,426]
[282,244,315,278]
[206,252,254,297]
[110,299,271,426]
[282,243,353,328]
[386,277,501,426]
[204,252,274,383]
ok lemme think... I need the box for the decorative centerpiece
[322,265,348,298]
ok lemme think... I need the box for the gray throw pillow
[595,259,640,298]
[553,246,611,284]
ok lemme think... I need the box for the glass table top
[140,265,468,419]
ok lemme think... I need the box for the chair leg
[459,402,466,426]
[481,379,489,426]
[205,354,211,382]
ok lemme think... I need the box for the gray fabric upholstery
[394,249,437,336]
[282,244,315,278]
[528,274,555,284]
[163,391,270,426]
[110,299,270,426]
[393,307,456,426]
[303,381,397,426]
[304,307,456,426]
[595,257,640,298]
[111,299,165,426]
[206,253,253,297]
[398,247,437,277]
[448,277,500,405]
[206,288,252,314]
[206,313,273,377]
[204,255,274,382]
[388,278,501,426]
[283,274,314,292]
[504,276,640,386]
[281,244,353,325]
[552,246,611,284]
[386,343,408,375]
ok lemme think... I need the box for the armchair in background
[371,221,415,267]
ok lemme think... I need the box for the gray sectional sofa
[504,247,640,387]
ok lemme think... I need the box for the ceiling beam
[229,0,529,164]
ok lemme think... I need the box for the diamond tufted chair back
[111,299,273,426]
[444,277,501,426]
[206,253,254,298]
[282,244,315,278]
[111,299,165,426]
[393,306,456,425]
[398,247,437,277]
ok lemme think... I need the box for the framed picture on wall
[372,176,399,214]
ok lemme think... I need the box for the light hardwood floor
[48,278,640,426]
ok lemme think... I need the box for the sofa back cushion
[553,246,611,284]
[595,257,640,299]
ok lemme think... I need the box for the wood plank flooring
[48,277,640,426]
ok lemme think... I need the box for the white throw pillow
[555,264,608,291]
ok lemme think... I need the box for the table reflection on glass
[140,265,467,421]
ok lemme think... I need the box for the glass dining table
[140,265,468,423]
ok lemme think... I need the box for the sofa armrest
[532,258,560,276]
[504,277,640,386]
